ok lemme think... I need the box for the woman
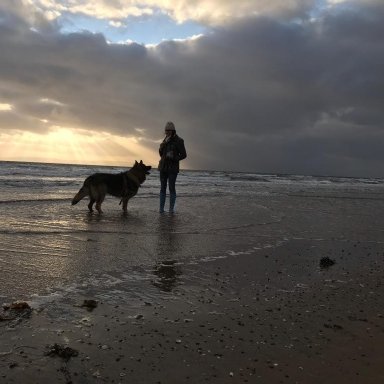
[158,122,187,213]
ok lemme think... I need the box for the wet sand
[2,190,384,383]
[2,239,384,383]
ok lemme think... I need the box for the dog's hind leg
[95,193,105,214]
[95,200,103,214]
[89,186,103,213]
[88,199,95,212]
[88,186,98,212]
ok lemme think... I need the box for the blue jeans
[160,172,177,194]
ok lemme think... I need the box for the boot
[169,193,176,213]
[160,191,166,213]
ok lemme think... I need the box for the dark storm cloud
[1,0,384,176]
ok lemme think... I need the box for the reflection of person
[152,215,182,292]
[158,122,187,213]
[153,260,181,292]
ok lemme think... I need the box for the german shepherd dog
[71,160,151,213]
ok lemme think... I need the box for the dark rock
[1,301,32,321]
[80,300,98,311]
[3,301,31,311]
[45,344,79,361]
[320,257,335,269]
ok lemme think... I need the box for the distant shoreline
[0,159,382,179]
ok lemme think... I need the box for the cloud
[25,0,316,26]
[0,0,384,176]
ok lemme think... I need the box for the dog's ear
[134,160,138,165]
[140,160,143,164]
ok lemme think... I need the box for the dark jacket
[158,134,187,173]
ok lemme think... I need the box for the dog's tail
[71,186,88,205]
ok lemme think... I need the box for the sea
[1,161,384,307]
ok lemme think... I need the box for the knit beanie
[165,121,175,131]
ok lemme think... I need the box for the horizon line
[0,159,380,180]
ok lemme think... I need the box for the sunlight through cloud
[0,103,13,111]
[0,127,157,166]
[39,98,66,106]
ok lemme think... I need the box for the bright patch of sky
[308,0,328,19]
[58,11,207,45]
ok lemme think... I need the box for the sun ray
[0,126,158,166]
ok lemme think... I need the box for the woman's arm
[176,139,187,161]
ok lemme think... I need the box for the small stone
[92,370,101,378]
[320,257,335,269]
[81,300,98,311]
[45,343,79,361]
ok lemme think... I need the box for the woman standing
[158,122,187,213]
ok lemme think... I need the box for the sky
[0,0,384,177]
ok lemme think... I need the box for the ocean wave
[0,197,71,204]
[1,162,384,196]
[230,174,270,182]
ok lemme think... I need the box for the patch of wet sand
[1,238,384,383]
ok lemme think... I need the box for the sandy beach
[1,234,384,383]
[1,165,384,383]
[1,0,384,382]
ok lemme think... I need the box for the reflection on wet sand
[152,215,182,292]
[153,260,182,292]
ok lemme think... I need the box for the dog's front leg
[122,198,128,212]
